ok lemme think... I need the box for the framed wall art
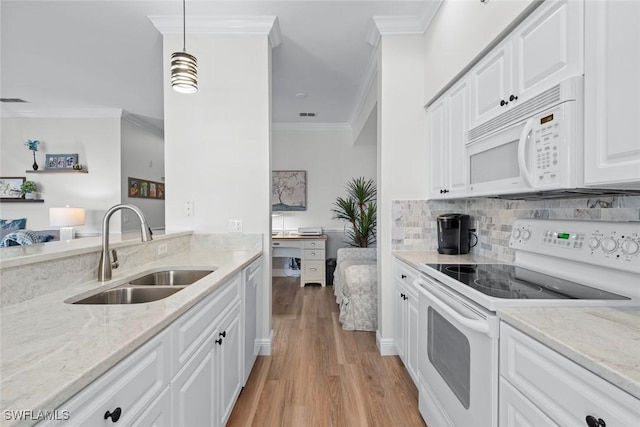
[45,154,78,169]
[272,170,306,211]
[0,177,25,199]
[128,177,165,200]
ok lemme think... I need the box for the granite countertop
[499,307,640,400]
[0,247,262,424]
[394,249,502,268]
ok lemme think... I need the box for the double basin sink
[67,269,216,305]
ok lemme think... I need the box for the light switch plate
[229,219,242,233]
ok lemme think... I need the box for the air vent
[0,98,27,103]
[299,112,316,117]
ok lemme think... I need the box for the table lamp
[50,207,85,240]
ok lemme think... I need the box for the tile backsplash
[392,195,640,262]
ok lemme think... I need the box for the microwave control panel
[533,111,561,184]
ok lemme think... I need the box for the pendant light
[171,0,197,93]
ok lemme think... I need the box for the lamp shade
[50,207,85,227]
[171,51,198,93]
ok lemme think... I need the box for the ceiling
[0,1,440,131]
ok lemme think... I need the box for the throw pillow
[0,218,27,230]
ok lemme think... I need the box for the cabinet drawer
[500,323,640,426]
[171,274,241,373]
[499,378,558,427]
[394,258,419,297]
[303,240,325,249]
[42,330,170,426]
[272,240,302,249]
[302,260,324,278]
[303,248,325,260]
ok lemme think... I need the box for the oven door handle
[415,279,492,337]
[517,118,534,188]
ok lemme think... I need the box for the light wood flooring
[227,276,426,427]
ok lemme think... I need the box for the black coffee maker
[437,213,473,255]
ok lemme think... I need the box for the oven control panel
[510,219,640,274]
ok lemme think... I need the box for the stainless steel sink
[127,269,216,286]
[68,268,216,305]
[71,287,183,304]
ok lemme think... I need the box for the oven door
[416,275,499,427]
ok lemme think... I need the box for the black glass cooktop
[424,264,628,300]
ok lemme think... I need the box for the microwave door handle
[414,279,493,337]
[517,119,534,187]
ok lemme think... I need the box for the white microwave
[466,77,584,198]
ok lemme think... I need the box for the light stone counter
[0,245,261,426]
[394,250,502,271]
[499,307,640,400]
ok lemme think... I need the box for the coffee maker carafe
[437,213,472,255]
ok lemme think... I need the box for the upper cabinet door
[469,41,512,129]
[446,79,469,197]
[584,0,640,188]
[512,0,584,103]
[427,97,448,198]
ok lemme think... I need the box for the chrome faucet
[98,204,153,281]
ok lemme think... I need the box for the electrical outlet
[157,243,168,255]
[229,219,242,233]
[185,200,194,217]
[123,213,129,223]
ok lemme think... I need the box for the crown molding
[148,15,281,48]
[272,122,352,132]
[121,111,164,136]
[349,50,378,131]
[365,0,444,47]
[0,107,123,118]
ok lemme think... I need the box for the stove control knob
[512,229,521,239]
[621,239,640,256]
[588,237,600,250]
[522,230,531,240]
[601,237,618,253]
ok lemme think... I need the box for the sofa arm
[336,247,377,264]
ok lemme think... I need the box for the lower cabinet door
[132,386,171,427]
[499,378,558,427]
[171,338,217,427]
[217,302,243,426]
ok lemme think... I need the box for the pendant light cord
[182,0,186,52]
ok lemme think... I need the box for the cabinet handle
[400,293,405,299]
[404,295,409,301]
[215,338,223,345]
[401,274,407,279]
[585,416,606,427]
[219,331,226,338]
[509,94,518,102]
[311,252,316,256]
[500,99,509,106]
[310,268,317,271]
[104,407,122,423]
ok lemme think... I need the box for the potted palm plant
[20,181,37,199]
[331,177,377,247]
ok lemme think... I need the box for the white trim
[148,15,282,48]
[272,122,352,131]
[257,330,273,356]
[349,52,378,132]
[0,107,123,118]
[365,1,444,47]
[121,111,164,136]
[376,330,398,356]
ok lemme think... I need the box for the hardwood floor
[227,276,426,427]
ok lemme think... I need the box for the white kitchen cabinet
[217,301,243,425]
[499,378,558,427]
[469,0,583,129]
[242,257,262,385]
[500,322,640,427]
[584,0,640,188]
[427,78,469,199]
[393,258,420,385]
[132,386,172,427]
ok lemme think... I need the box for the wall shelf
[0,198,45,203]
[26,169,88,174]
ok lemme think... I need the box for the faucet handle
[111,250,119,269]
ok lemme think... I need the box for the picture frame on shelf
[45,153,78,170]
[0,177,26,198]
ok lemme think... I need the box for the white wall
[0,116,122,234]
[377,35,429,352]
[162,33,272,347]
[120,118,165,232]
[271,129,376,232]
[423,0,537,104]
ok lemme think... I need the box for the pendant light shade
[171,0,197,93]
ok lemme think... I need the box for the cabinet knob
[104,407,122,423]
[500,99,509,106]
[273,242,280,246]
[215,338,223,345]
[310,268,317,271]
[404,295,409,301]
[219,331,226,338]
[444,189,449,194]
[311,252,316,256]
[585,416,606,427]
[400,293,405,299]
[509,94,518,102]
[401,274,407,279]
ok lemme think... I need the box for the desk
[272,234,327,287]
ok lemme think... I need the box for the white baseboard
[376,330,398,356]
[257,330,273,355]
